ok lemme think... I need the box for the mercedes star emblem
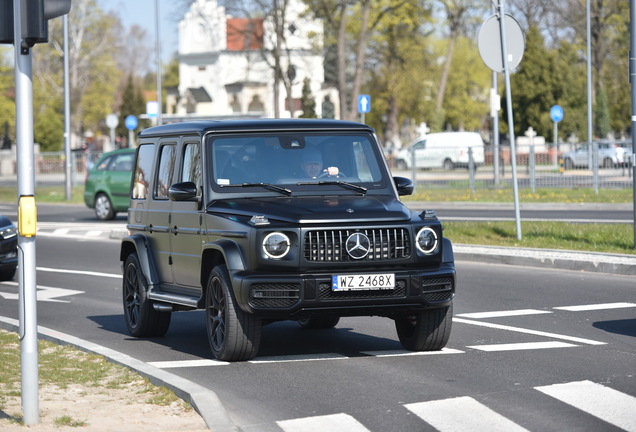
[345,233,371,259]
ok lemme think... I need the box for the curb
[454,244,636,275]
[0,316,239,432]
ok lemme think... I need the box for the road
[0,203,634,431]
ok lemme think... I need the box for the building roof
[226,18,264,51]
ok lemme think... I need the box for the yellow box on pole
[18,195,37,237]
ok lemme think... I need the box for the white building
[166,0,338,120]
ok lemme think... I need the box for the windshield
[208,132,387,193]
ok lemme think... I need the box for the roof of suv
[138,119,374,138]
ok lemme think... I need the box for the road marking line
[361,348,464,357]
[0,281,84,303]
[36,266,121,279]
[249,353,348,363]
[536,380,636,432]
[554,302,636,311]
[405,396,530,432]
[277,413,371,432]
[453,317,606,345]
[148,359,229,368]
[85,230,102,237]
[467,341,576,352]
[457,309,552,319]
[52,228,69,236]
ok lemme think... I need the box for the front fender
[202,239,246,273]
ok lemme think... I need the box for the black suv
[120,119,455,361]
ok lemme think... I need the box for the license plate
[332,273,394,291]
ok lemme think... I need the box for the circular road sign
[550,105,564,123]
[106,113,118,129]
[478,14,525,73]
[125,115,138,131]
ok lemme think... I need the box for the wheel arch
[120,234,159,287]
[200,239,246,306]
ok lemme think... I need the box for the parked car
[120,119,456,361]
[561,141,628,170]
[0,215,17,281]
[396,132,485,170]
[84,148,136,220]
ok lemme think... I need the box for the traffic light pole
[14,0,40,425]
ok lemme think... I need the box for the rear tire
[0,266,16,281]
[443,159,454,170]
[205,265,261,361]
[298,315,340,329]
[563,158,574,170]
[395,303,453,351]
[122,253,171,337]
[94,193,116,220]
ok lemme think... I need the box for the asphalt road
[0,217,634,431]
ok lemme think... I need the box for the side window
[182,142,201,189]
[97,156,112,171]
[132,145,155,200]
[155,144,176,199]
[111,153,134,172]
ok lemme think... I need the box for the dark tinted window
[132,146,154,200]
[155,144,176,199]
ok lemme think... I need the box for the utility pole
[1,0,72,424]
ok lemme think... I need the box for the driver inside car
[300,147,339,178]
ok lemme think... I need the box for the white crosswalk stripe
[405,396,530,432]
[277,413,370,432]
[273,380,635,432]
[536,380,636,432]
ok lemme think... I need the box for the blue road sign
[550,105,564,123]
[125,115,138,130]
[358,94,371,114]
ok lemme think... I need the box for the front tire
[443,158,454,170]
[206,265,261,361]
[122,253,171,337]
[395,303,453,351]
[94,193,116,220]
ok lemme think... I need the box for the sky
[96,0,183,64]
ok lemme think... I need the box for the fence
[390,142,634,192]
[0,145,633,192]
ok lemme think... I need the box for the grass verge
[0,329,188,425]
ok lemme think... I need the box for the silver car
[562,141,628,170]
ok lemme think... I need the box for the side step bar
[149,291,200,309]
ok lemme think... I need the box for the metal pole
[491,4,500,187]
[587,0,598,193]
[14,0,39,424]
[63,15,71,198]
[155,0,163,125]
[630,0,636,249]
[553,121,558,169]
[498,0,522,240]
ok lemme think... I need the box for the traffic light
[0,0,71,46]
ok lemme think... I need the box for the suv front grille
[304,228,411,262]
[249,283,300,309]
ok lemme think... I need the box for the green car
[84,148,136,220]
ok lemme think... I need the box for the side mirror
[169,181,199,202]
[393,176,414,196]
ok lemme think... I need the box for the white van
[396,132,485,170]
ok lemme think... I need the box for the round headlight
[262,232,291,259]
[416,227,438,254]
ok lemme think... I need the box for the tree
[299,78,317,118]
[36,0,123,149]
[117,75,148,141]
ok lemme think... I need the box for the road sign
[358,94,371,114]
[550,105,564,123]
[125,115,138,131]
[146,101,159,118]
[478,14,525,73]
[106,113,118,129]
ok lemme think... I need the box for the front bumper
[232,264,455,318]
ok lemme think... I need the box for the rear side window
[132,145,154,200]
[110,153,134,172]
[155,144,176,199]
[182,142,201,188]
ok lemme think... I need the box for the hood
[209,195,411,224]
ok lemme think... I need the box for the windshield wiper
[220,182,292,196]
[297,181,367,194]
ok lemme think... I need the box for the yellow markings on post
[18,195,37,237]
